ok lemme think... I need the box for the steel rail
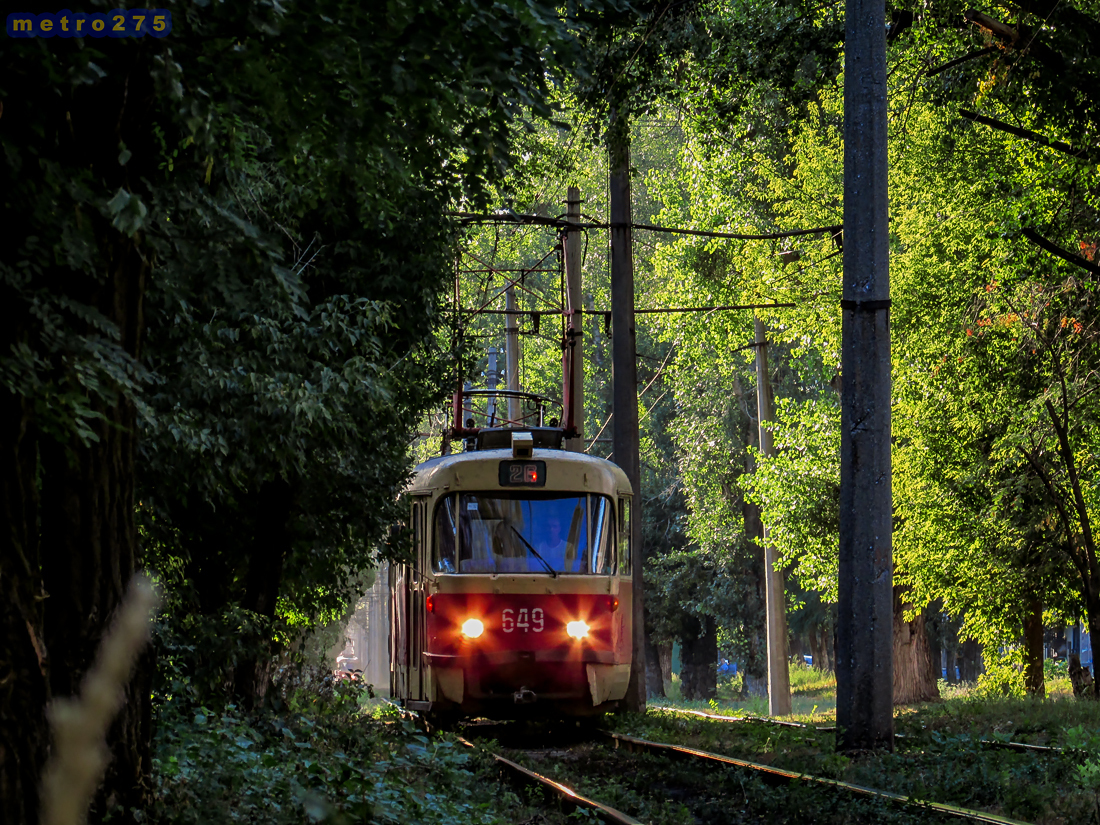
[604,731,1032,825]
[652,705,823,729]
[650,705,1062,754]
[456,736,643,825]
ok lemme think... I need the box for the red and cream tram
[390,427,634,718]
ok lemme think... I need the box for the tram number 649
[502,607,544,633]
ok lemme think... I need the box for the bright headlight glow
[461,618,485,639]
[566,620,589,639]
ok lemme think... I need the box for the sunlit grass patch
[653,662,837,721]
[622,684,1100,824]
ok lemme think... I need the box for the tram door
[408,497,428,705]
[616,497,633,653]
[389,560,408,700]
[392,497,430,708]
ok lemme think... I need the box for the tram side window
[590,496,613,575]
[618,497,631,573]
[433,497,457,573]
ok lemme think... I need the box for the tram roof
[407,448,632,497]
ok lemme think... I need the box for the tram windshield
[433,492,614,575]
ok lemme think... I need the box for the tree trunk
[820,622,835,672]
[680,624,700,700]
[789,634,803,663]
[959,639,984,681]
[926,600,943,685]
[40,417,151,822]
[1023,596,1045,698]
[38,249,149,820]
[1,226,149,825]
[0,394,49,825]
[892,590,939,705]
[740,497,770,695]
[699,616,718,700]
[658,642,673,693]
[680,616,717,701]
[1070,653,1094,697]
[943,616,961,683]
[234,480,293,706]
[644,619,665,699]
[1086,605,1100,699]
[1074,571,1100,698]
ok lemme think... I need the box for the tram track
[406,707,1042,823]
[457,735,643,825]
[600,730,1032,825]
[456,719,1033,824]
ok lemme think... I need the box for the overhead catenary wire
[456,302,796,317]
[452,212,843,242]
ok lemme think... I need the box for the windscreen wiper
[509,525,558,578]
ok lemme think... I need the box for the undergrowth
[146,662,1100,825]
[148,682,565,825]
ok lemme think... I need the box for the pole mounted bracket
[840,299,891,312]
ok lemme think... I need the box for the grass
[656,662,839,720]
[657,665,1087,729]
[614,667,1100,824]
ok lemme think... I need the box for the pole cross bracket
[840,299,891,311]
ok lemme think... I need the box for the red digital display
[498,460,546,487]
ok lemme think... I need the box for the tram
[390,425,634,719]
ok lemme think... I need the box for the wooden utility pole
[563,186,584,451]
[837,0,894,751]
[609,115,646,712]
[754,316,792,716]
[505,286,521,425]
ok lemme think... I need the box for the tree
[1,1,621,821]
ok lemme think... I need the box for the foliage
[633,0,1100,678]
[150,689,549,825]
[742,398,840,600]
[2,0,664,819]
[128,0,647,653]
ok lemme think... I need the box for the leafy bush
[1044,657,1069,680]
[972,649,1026,698]
[150,683,540,825]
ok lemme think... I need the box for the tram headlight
[461,618,485,639]
[566,620,590,639]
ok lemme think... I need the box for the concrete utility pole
[563,186,585,451]
[485,347,500,426]
[609,116,646,713]
[754,316,792,716]
[505,286,521,425]
[837,0,894,752]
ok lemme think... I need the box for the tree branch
[964,9,1019,43]
[1044,398,1100,574]
[1014,0,1100,45]
[959,109,1098,164]
[1020,228,1100,276]
[924,47,997,77]
[963,9,1065,70]
[1017,444,1082,568]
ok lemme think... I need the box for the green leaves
[107,188,148,235]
